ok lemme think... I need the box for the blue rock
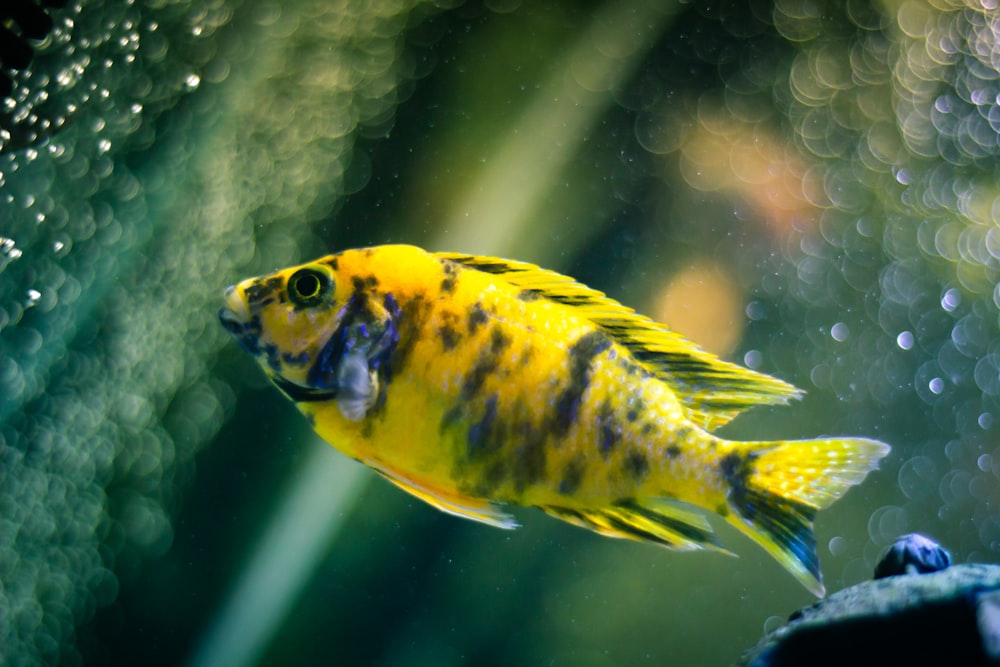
[739,535,1000,667]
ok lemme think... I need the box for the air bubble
[929,377,944,394]
[831,322,849,341]
[745,300,766,320]
[941,288,961,312]
[896,331,914,350]
[897,455,938,501]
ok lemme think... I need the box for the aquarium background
[1,0,998,665]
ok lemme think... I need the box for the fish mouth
[219,284,250,336]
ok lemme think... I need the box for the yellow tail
[719,436,890,596]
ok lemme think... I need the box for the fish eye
[287,268,332,307]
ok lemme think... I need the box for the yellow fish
[219,244,889,595]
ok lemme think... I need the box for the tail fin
[719,437,890,596]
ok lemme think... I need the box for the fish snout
[219,285,251,335]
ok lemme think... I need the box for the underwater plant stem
[444,0,679,257]
[187,441,369,667]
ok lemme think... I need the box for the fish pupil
[288,268,332,307]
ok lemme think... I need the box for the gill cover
[303,292,401,422]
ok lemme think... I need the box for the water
[1,1,998,665]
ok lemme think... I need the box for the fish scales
[220,244,890,596]
[382,254,713,508]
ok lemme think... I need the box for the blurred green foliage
[0,0,998,665]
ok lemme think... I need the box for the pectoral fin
[335,349,378,421]
[372,463,518,529]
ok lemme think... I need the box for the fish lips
[218,306,246,336]
[218,284,265,355]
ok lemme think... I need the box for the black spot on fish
[627,396,645,418]
[551,331,611,436]
[439,323,459,351]
[490,326,510,353]
[715,503,728,517]
[624,450,649,482]
[244,282,274,305]
[462,358,493,399]
[457,398,550,498]
[351,275,367,293]
[517,289,541,301]
[381,293,417,380]
[281,351,311,367]
[439,404,464,434]
[462,346,500,400]
[323,257,338,271]
[440,261,458,294]
[468,303,488,335]
[665,445,681,459]
[511,421,548,493]
[719,451,757,516]
[675,426,692,443]
[642,422,654,435]
[479,460,507,495]
[263,343,282,372]
[467,394,499,457]
[559,457,586,495]
[597,400,619,456]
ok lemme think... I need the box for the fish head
[219,255,400,416]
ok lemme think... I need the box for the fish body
[220,244,889,595]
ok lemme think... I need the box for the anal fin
[542,499,732,554]
[372,464,518,530]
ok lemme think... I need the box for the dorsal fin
[436,252,802,431]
